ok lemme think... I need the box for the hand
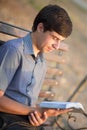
[44,108,73,117]
[28,111,48,126]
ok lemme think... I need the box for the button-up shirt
[0,33,47,106]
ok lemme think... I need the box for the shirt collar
[23,32,44,62]
[23,32,34,55]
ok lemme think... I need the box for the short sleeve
[0,44,21,92]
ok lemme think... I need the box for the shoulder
[0,38,23,63]
[5,37,23,51]
[0,37,25,57]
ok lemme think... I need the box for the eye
[51,35,56,39]
[52,35,59,42]
[49,33,60,42]
[53,37,58,41]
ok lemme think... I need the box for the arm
[0,90,72,126]
[0,90,48,126]
[0,43,34,114]
[0,91,35,115]
[0,90,4,97]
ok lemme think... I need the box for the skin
[31,23,65,56]
[0,90,4,96]
[0,23,72,127]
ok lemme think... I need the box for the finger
[33,111,43,124]
[30,112,39,126]
[57,108,72,114]
[42,112,48,121]
[29,116,35,126]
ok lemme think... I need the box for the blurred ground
[0,0,87,129]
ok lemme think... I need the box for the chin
[45,50,53,53]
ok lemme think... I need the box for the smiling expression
[32,23,66,54]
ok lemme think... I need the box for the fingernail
[31,113,33,115]
[34,111,37,114]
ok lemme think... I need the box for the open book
[39,101,85,114]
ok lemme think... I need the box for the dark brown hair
[32,5,72,38]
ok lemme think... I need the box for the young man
[0,4,72,130]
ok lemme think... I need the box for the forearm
[0,90,4,96]
[0,95,35,115]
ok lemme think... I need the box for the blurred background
[0,0,87,129]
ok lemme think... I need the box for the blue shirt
[0,33,47,106]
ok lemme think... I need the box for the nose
[53,41,61,50]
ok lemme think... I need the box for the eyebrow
[50,33,60,40]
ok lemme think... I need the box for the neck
[31,32,40,57]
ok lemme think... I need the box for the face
[34,23,66,53]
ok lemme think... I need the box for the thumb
[42,112,48,121]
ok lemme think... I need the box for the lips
[47,47,53,51]
[52,44,59,49]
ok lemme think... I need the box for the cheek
[43,40,54,50]
[42,37,53,47]
[38,34,53,50]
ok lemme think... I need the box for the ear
[37,23,44,32]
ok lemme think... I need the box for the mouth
[47,47,54,51]
[52,44,59,50]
